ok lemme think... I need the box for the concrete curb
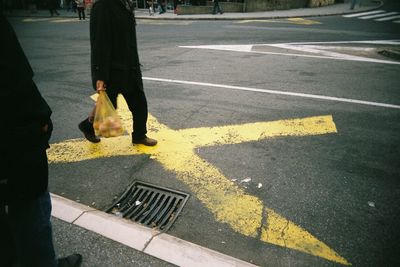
[51,193,259,267]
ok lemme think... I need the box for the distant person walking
[212,0,223,15]
[75,0,86,20]
[157,0,166,14]
[66,0,72,11]
[72,0,77,12]
[350,0,359,10]
[47,0,60,16]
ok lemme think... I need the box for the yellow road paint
[287,18,322,25]
[263,208,349,265]
[48,96,349,265]
[237,18,321,25]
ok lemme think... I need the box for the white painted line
[23,18,54,22]
[51,19,81,23]
[280,40,400,45]
[50,194,258,267]
[343,10,386,18]
[358,12,398,19]
[143,77,400,110]
[180,43,400,65]
[145,234,257,267]
[375,15,400,21]
[303,45,374,52]
[265,43,388,63]
[394,20,400,23]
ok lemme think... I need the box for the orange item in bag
[93,91,124,138]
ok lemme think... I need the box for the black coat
[0,15,53,204]
[90,0,144,94]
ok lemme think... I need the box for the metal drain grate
[106,181,189,232]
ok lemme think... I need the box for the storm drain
[106,181,189,232]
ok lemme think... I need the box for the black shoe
[58,253,82,267]
[133,136,157,146]
[79,118,101,143]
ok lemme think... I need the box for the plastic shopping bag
[93,91,124,138]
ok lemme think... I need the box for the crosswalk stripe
[375,15,400,21]
[394,20,400,23]
[359,11,398,19]
[343,10,385,18]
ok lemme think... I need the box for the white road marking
[51,18,82,23]
[180,41,400,65]
[359,12,398,19]
[264,43,385,63]
[51,194,258,267]
[143,77,400,110]
[284,40,400,45]
[343,10,386,18]
[375,15,400,21]
[343,10,400,23]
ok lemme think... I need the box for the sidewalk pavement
[8,1,385,267]
[6,1,382,21]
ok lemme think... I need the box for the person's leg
[122,90,148,141]
[78,105,101,143]
[350,0,357,9]
[0,206,16,267]
[82,9,85,20]
[8,192,57,267]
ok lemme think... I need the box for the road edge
[51,193,259,267]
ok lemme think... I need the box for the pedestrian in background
[47,0,60,16]
[157,0,166,14]
[66,0,72,11]
[0,13,82,267]
[350,0,360,10]
[147,0,154,15]
[75,0,86,20]
[72,0,78,12]
[78,0,158,147]
[212,0,223,15]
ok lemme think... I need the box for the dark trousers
[0,192,57,267]
[212,1,223,14]
[107,89,148,140]
[77,7,85,19]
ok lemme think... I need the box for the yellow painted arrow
[48,95,349,265]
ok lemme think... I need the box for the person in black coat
[0,14,82,267]
[47,0,60,16]
[79,0,157,146]
[212,0,223,15]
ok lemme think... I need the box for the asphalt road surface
[8,6,400,266]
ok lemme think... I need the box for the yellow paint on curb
[287,18,322,25]
[48,96,349,265]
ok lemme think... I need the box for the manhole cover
[106,181,189,232]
